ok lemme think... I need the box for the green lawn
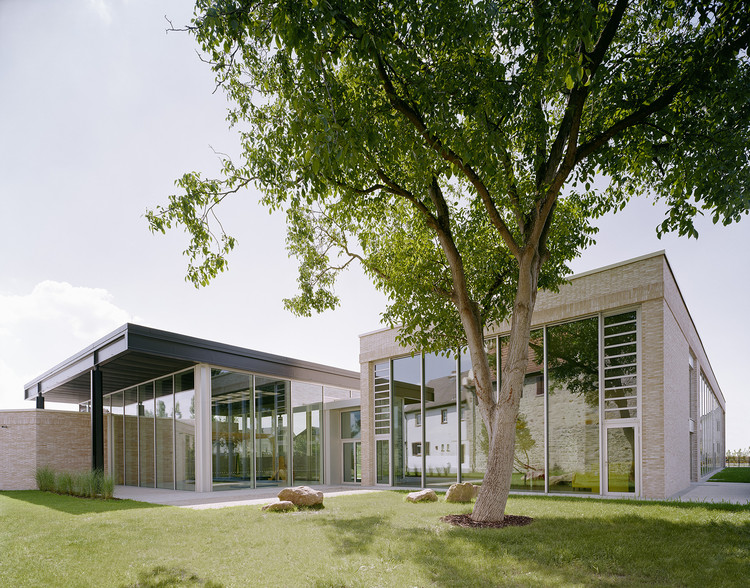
[1,491,748,587]
[708,467,750,483]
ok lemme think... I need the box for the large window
[392,355,422,486]
[155,377,174,489]
[507,330,546,492]
[379,309,640,495]
[700,372,724,476]
[292,381,323,485]
[547,318,600,494]
[424,352,458,488]
[174,370,195,490]
[211,370,254,490]
[255,376,290,487]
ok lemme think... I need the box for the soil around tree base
[440,513,534,529]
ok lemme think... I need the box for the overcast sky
[1,1,748,450]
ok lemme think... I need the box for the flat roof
[24,324,360,404]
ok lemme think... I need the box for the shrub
[99,472,115,499]
[35,466,56,492]
[37,467,115,499]
[57,472,74,495]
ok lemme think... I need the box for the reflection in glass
[138,382,155,487]
[547,318,600,493]
[155,377,174,489]
[607,426,635,492]
[504,330,546,492]
[459,342,495,484]
[376,439,389,484]
[211,370,254,490]
[110,391,124,485]
[392,355,422,486]
[124,388,138,486]
[424,352,458,488]
[292,381,322,485]
[174,370,195,490]
[343,441,362,483]
[340,410,361,439]
[255,376,290,487]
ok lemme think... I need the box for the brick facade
[0,410,93,490]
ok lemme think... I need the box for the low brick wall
[0,410,92,490]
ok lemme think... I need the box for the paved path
[670,481,750,505]
[114,485,382,509]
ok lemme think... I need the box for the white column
[194,364,213,492]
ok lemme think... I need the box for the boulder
[262,500,295,512]
[406,489,438,503]
[445,482,478,503]
[277,486,324,507]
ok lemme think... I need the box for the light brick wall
[662,301,691,496]
[360,361,375,485]
[640,298,665,498]
[0,410,92,490]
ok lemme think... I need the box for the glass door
[604,423,638,495]
[343,442,361,483]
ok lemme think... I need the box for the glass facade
[113,370,195,490]
[392,355,422,487]
[211,370,254,490]
[700,372,724,476]
[376,309,640,495]
[508,330,546,492]
[107,363,352,491]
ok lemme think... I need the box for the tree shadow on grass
[317,513,394,555]
[122,566,223,588]
[392,513,750,587]
[1,490,165,515]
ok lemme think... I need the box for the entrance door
[343,442,361,483]
[604,423,638,495]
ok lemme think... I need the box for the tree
[148,0,750,521]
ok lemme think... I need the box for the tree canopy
[148,0,750,521]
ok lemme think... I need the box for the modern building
[1,251,726,499]
[358,251,726,499]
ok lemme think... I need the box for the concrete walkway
[114,485,382,509]
[670,481,750,505]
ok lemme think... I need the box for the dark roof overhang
[24,323,360,404]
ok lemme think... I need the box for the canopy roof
[24,324,360,404]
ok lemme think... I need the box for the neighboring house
[1,251,726,500]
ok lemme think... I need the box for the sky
[0,1,748,449]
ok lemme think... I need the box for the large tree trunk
[470,251,541,522]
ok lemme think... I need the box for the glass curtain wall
[382,310,639,495]
[255,376,290,487]
[174,370,196,490]
[291,381,323,485]
[124,387,139,485]
[700,373,724,476]
[211,370,254,490]
[110,392,124,485]
[392,355,422,486]
[138,383,155,487]
[458,340,496,484]
[506,330,546,492]
[155,377,174,489]
[424,352,458,488]
[547,318,600,493]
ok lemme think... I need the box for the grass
[709,467,750,483]
[0,491,748,587]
